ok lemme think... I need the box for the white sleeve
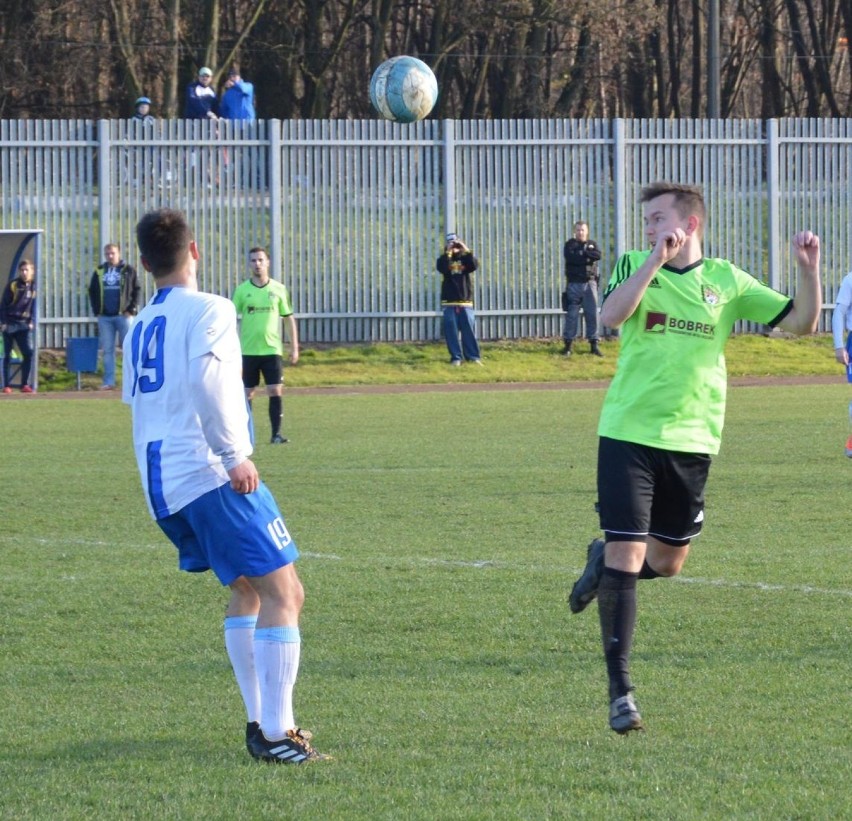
[189,352,253,471]
[832,273,852,349]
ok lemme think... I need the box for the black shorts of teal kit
[597,437,711,546]
[242,354,283,388]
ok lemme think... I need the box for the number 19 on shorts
[267,517,292,550]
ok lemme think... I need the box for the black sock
[597,566,639,701]
[638,560,662,579]
[269,396,282,436]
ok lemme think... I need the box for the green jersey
[232,278,294,356]
[598,252,792,455]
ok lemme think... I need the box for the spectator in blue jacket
[185,66,219,120]
[220,68,256,120]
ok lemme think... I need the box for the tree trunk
[785,0,823,116]
[690,0,703,116]
[758,1,785,118]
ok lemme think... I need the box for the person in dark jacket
[1,258,37,393]
[436,233,482,365]
[562,220,604,357]
[89,243,141,390]
[185,67,219,120]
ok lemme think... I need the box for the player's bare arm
[778,231,822,336]
[286,315,300,365]
[600,229,687,328]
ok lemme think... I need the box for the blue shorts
[157,481,299,586]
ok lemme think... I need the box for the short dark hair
[248,246,268,258]
[640,181,706,225]
[18,258,33,268]
[136,209,193,277]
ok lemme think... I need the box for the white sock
[254,626,301,740]
[223,615,260,723]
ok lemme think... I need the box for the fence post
[613,118,627,257]
[269,119,283,281]
[766,118,780,291]
[97,119,111,254]
[442,119,456,235]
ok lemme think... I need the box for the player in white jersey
[832,270,852,369]
[123,208,327,763]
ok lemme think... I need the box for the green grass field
[1,384,850,819]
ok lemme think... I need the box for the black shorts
[242,354,283,389]
[597,437,711,546]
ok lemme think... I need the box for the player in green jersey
[568,181,822,734]
[232,248,299,444]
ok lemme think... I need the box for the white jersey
[122,286,253,519]
[832,271,852,349]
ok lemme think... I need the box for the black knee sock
[638,560,662,579]
[597,566,639,701]
[269,396,282,436]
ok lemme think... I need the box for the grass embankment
[36,333,841,392]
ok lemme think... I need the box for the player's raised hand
[652,228,687,264]
[792,231,820,271]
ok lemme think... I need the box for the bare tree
[0,0,850,119]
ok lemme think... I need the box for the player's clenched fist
[792,231,820,271]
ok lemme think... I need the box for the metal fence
[1,117,850,348]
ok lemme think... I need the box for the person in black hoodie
[436,233,482,366]
[1,258,37,393]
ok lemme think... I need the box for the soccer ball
[369,56,438,123]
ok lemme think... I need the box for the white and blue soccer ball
[369,56,438,123]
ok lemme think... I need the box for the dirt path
[9,373,844,400]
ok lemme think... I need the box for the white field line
[16,536,852,598]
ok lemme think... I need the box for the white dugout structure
[0,118,850,348]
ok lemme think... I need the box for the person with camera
[436,233,482,366]
[562,220,603,357]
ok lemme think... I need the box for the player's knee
[652,550,689,577]
[646,539,690,576]
[229,576,261,611]
[652,561,682,577]
[269,567,305,612]
[292,577,305,611]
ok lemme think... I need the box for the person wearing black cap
[436,233,482,366]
